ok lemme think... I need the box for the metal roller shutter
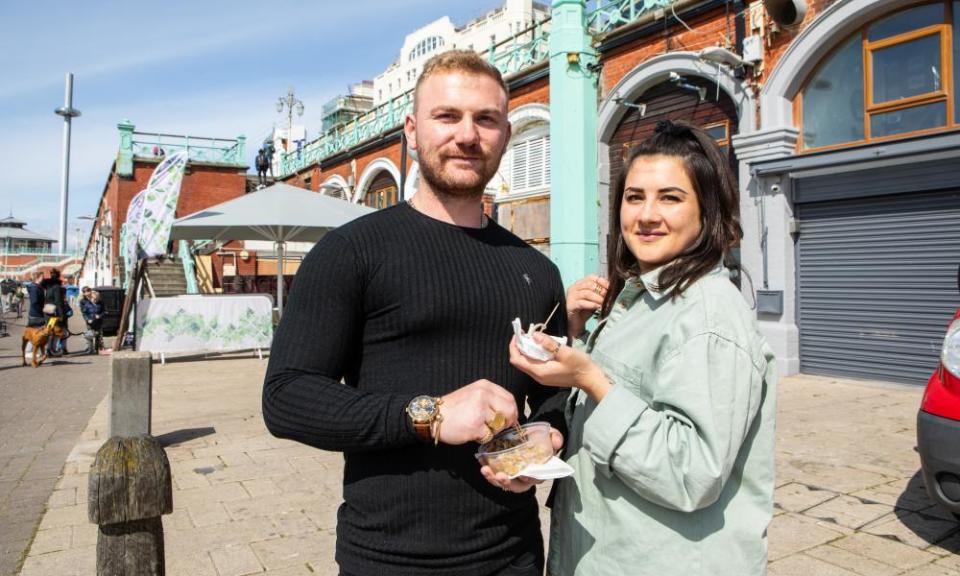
[797,189,960,384]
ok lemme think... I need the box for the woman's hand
[565,275,609,340]
[480,427,564,493]
[509,334,612,402]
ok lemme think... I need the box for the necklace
[407,195,489,229]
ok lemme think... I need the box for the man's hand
[480,427,564,493]
[437,380,519,445]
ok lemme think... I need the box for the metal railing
[276,18,554,178]
[1,254,79,275]
[275,1,677,179]
[131,131,246,165]
[587,0,676,34]
[0,246,58,255]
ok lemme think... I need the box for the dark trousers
[339,549,542,576]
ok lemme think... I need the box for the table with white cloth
[135,294,273,360]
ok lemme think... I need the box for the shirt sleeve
[581,332,765,512]
[262,232,419,452]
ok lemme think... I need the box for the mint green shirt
[548,264,776,576]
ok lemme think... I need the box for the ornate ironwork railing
[277,20,554,178]
[130,131,247,165]
[276,1,677,178]
[586,0,676,34]
[487,18,551,78]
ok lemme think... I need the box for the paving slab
[804,543,902,576]
[0,316,109,576]
[15,360,960,575]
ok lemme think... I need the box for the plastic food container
[476,422,554,477]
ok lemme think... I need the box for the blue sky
[0,0,506,252]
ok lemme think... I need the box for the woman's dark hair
[601,119,742,317]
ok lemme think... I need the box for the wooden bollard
[88,352,172,575]
[88,436,172,575]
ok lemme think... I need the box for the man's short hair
[414,50,509,112]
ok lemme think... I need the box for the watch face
[408,395,437,422]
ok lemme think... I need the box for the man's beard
[417,149,499,200]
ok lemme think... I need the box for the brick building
[271,0,959,385]
[79,122,250,289]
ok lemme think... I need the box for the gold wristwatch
[406,395,442,444]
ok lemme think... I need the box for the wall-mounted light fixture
[566,52,580,65]
[613,96,647,117]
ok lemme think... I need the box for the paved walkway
[0,316,110,576]
[13,354,960,575]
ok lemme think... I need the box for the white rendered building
[372,0,549,105]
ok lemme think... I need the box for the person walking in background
[64,276,79,309]
[0,278,15,315]
[263,50,567,576]
[13,282,25,318]
[511,120,777,576]
[25,271,46,328]
[41,269,68,356]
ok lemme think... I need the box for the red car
[917,269,960,521]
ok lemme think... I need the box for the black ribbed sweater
[263,202,568,576]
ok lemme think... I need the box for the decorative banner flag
[120,189,148,288]
[137,150,188,257]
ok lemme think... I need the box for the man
[256,148,268,187]
[41,268,68,355]
[264,50,567,576]
[25,271,46,328]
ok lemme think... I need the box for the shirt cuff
[582,383,647,478]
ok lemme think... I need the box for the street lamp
[55,73,81,255]
[76,214,95,259]
[276,86,304,152]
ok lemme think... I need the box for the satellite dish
[764,0,807,27]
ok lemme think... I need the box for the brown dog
[21,324,66,368]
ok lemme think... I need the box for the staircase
[143,257,188,297]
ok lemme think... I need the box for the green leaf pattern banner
[136,295,273,355]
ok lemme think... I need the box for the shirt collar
[633,265,672,301]
[632,260,728,301]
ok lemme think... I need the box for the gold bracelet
[432,413,444,447]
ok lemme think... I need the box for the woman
[41,268,68,356]
[509,120,776,575]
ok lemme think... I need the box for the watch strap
[413,421,433,442]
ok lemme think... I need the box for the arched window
[798,1,959,151]
[408,36,445,62]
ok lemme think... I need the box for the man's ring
[485,411,506,434]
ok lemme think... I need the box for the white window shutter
[528,137,544,188]
[512,140,528,191]
[543,135,551,186]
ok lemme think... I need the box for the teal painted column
[549,0,599,288]
[117,119,135,177]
